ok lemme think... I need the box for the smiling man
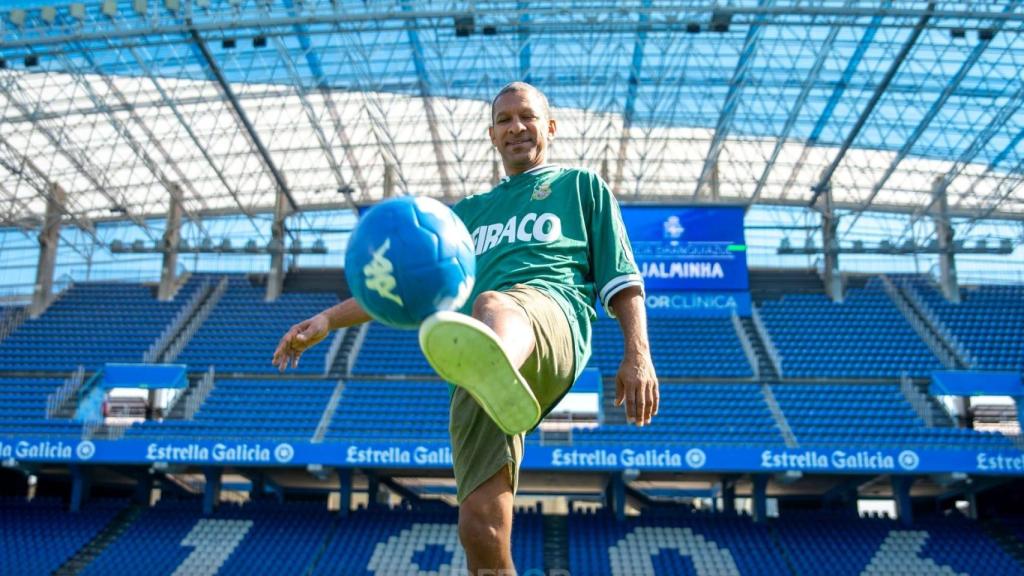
[272,81,658,575]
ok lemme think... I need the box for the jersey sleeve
[585,171,644,317]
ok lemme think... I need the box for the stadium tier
[0,497,126,576]
[773,511,1024,576]
[0,376,82,437]
[756,278,945,379]
[771,383,1016,450]
[124,379,337,441]
[312,507,544,575]
[0,280,205,372]
[569,508,790,576]
[350,323,434,376]
[175,276,339,374]
[79,500,333,576]
[573,383,787,446]
[589,317,754,378]
[900,277,1024,373]
[323,379,449,442]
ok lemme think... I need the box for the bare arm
[609,285,659,426]
[272,297,372,372]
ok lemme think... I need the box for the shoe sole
[419,311,541,435]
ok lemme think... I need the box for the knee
[459,500,506,552]
[472,291,512,319]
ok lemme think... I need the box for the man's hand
[614,350,659,426]
[272,313,330,372]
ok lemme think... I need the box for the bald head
[490,82,551,125]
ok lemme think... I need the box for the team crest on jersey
[531,182,552,200]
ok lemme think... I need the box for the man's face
[489,89,557,176]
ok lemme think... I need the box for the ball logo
[76,441,96,461]
[897,450,920,471]
[685,448,706,469]
[363,239,404,306]
[274,443,295,464]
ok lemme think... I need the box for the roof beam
[518,1,532,81]
[613,0,651,194]
[844,3,1018,230]
[281,0,369,202]
[750,11,844,205]
[7,6,1024,52]
[402,4,455,200]
[911,82,1024,224]
[809,2,934,206]
[0,137,98,241]
[53,48,209,228]
[188,25,299,213]
[0,70,155,236]
[122,43,256,223]
[693,4,766,198]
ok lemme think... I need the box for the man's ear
[547,118,557,139]
[488,124,497,147]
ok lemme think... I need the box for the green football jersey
[452,164,643,379]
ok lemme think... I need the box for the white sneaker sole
[419,311,541,435]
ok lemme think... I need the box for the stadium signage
[144,442,274,463]
[620,206,749,292]
[759,449,899,471]
[976,452,1024,472]
[0,439,73,460]
[550,448,683,468]
[3,438,1024,477]
[345,445,453,466]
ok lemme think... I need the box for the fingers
[272,325,302,372]
[614,375,625,407]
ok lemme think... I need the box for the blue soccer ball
[345,196,476,329]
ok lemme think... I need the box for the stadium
[2,0,1024,574]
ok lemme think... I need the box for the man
[272,82,658,574]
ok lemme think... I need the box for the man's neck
[503,162,555,180]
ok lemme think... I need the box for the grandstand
[2,1,1024,574]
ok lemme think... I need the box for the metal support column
[892,476,914,527]
[932,177,960,303]
[158,184,184,301]
[383,163,396,199]
[203,467,222,515]
[134,472,153,505]
[31,183,64,318]
[337,468,352,517]
[751,474,769,523]
[818,181,843,302]
[266,189,290,302]
[721,477,737,515]
[69,465,91,513]
[607,473,626,522]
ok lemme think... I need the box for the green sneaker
[419,311,541,435]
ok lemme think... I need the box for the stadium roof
[1,1,1023,243]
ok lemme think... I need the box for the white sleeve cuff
[599,274,644,318]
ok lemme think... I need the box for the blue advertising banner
[3,436,1023,476]
[930,371,1023,397]
[620,206,749,292]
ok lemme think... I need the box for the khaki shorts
[449,284,575,503]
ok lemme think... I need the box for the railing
[311,378,346,443]
[346,324,370,377]
[750,306,784,378]
[163,276,229,363]
[82,420,130,441]
[144,279,213,363]
[184,367,215,420]
[0,306,29,343]
[761,383,798,448]
[47,366,86,418]
[731,311,760,381]
[879,275,956,369]
[898,279,975,367]
[323,327,347,376]
[899,372,935,428]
